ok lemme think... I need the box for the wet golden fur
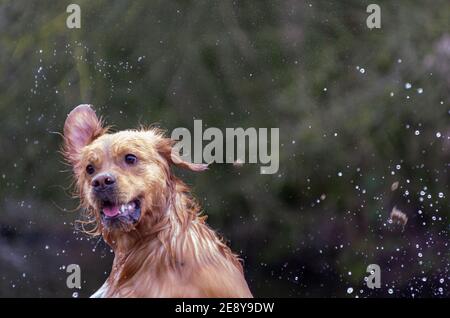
[63,105,252,297]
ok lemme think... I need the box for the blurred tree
[0,0,448,297]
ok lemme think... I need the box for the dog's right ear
[157,137,209,172]
[63,104,105,167]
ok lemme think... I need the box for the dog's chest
[90,272,201,297]
[90,281,109,298]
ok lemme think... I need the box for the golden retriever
[62,104,252,297]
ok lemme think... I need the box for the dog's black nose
[92,173,116,190]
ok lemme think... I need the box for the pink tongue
[103,205,120,217]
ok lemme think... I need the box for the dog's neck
[100,178,242,296]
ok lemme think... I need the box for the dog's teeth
[127,203,134,210]
[120,205,127,213]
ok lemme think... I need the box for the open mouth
[100,199,141,225]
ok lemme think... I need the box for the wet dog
[63,104,252,297]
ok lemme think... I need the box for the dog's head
[63,105,207,239]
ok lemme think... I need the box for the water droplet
[347,287,353,294]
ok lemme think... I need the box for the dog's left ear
[63,104,105,167]
[158,138,208,172]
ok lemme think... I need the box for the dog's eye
[125,154,137,165]
[86,164,95,175]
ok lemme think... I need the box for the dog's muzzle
[91,172,141,228]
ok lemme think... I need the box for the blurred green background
[0,0,449,297]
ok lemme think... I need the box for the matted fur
[63,105,252,297]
